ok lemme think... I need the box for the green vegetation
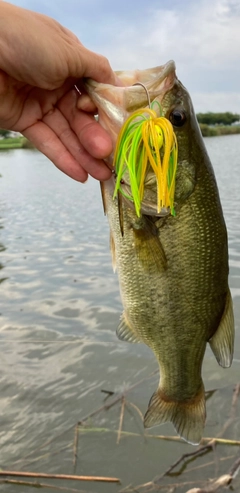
[196,112,240,136]
[0,129,11,138]
[197,112,240,126]
[199,124,240,137]
[0,135,35,149]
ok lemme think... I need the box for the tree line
[0,129,11,138]
[196,112,240,126]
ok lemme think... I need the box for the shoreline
[1,126,240,151]
[199,124,240,137]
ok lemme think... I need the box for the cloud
[82,0,239,111]
[190,92,240,113]
[8,0,240,112]
[94,0,240,72]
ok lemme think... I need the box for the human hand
[0,2,118,182]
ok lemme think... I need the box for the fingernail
[77,94,95,111]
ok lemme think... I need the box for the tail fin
[144,383,206,445]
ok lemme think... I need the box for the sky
[8,0,240,113]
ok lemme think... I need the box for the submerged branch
[155,443,215,481]
[77,369,158,427]
[186,456,240,493]
[77,426,240,446]
[117,396,126,445]
[0,479,86,492]
[125,382,240,492]
[73,423,79,472]
[7,374,239,493]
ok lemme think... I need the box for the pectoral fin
[116,313,142,343]
[209,288,234,368]
[133,216,167,272]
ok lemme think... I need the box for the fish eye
[169,109,187,127]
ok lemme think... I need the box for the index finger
[75,46,118,86]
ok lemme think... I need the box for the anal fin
[209,288,234,368]
[144,382,206,445]
[116,313,142,343]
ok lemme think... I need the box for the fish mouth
[85,60,177,115]
[85,61,178,217]
[116,60,177,108]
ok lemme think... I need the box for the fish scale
[84,60,234,445]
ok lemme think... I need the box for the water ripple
[0,142,240,489]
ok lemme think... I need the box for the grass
[199,124,240,137]
[0,136,35,149]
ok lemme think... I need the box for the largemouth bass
[84,61,234,445]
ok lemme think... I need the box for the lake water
[0,135,240,493]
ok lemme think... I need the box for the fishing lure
[113,100,178,217]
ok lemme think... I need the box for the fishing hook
[74,84,81,95]
[133,82,151,108]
